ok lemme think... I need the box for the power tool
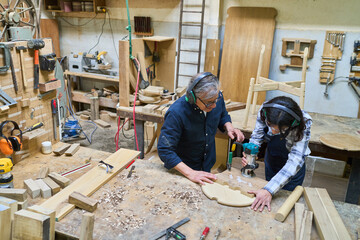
[0,158,14,188]
[241,143,260,178]
[227,138,242,171]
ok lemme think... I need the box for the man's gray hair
[187,72,220,100]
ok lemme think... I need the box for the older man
[158,72,244,184]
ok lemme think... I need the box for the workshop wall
[49,0,360,117]
[220,0,360,118]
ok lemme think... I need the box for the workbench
[11,144,360,239]
[118,103,360,204]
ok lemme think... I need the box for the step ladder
[175,0,206,88]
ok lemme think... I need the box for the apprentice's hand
[241,154,248,167]
[248,189,272,212]
[185,169,217,185]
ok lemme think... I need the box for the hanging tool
[51,99,58,140]
[166,227,186,240]
[23,122,44,134]
[199,227,209,240]
[27,39,45,89]
[40,52,56,71]
[16,46,28,90]
[0,158,14,188]
[6,44,18,93]
[0,89,17,107]
[150,217,190,240]
[241,143,260,178]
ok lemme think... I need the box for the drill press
[241,143,260,178]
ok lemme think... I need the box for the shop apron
[264,127,305,191]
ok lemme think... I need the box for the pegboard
[0,38,58,163]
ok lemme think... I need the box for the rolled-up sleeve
[157,111,184,169]
[218,93,231,132]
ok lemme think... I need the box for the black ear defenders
[185,72,214,105]
[0,121,22,155]
[262,103,301,127]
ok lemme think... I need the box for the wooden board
[201,182,254,206]
[69,191,98,212]
[219,7,277,103]
[0,188,27,202]
[40,148,139,221]
[0,204,11,240]
[27,205,56,240]
[204,39,221,76]
[319,133,360,151]
[304,187,351,240]
[40,19,60,57]
[214,167,268,198]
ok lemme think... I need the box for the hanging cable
[88,12,107,54]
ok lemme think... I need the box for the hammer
[16,46,28,90]
[27,39,45,89]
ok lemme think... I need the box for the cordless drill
[241,143,259,178]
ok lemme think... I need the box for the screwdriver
[199,227,209,240]
[23,122,44,133]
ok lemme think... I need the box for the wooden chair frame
[243,45,309,126]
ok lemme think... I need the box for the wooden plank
[28,205,56,240]
[295,203,305,240]
[119,40,130,107]
[69,191,98,212]
[35,179,52,198]
[40,19,61,57]
[79,212,94,240]
[94,119,111,128]
[0,204,11,240]
[53,143,71,156]
[43,177,61,195]
[48,172,71,189]
[0,188,27,202]
[65,143,81,156]
[13,209,50,240]
[63,71,118,83]
[40,148,139,221]
[38,167,50,179]
[304,187,351,240]
[0,196,17,221]
[24,179,41,199]
[204,39,221,75]
[299,210,313,240]
[219,7,277,103]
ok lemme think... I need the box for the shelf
[71,90,117,109]
[64,71,119,83]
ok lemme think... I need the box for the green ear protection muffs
[262,103,301,127]
[0,121,22,155]
[185,72,214,105]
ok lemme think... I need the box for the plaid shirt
[249,109,312,195]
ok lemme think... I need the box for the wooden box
[39,79,61,92]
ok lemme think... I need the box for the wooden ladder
[175,0,206,88]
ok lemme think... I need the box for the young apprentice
[242,96,312,212]
[158,72,245,185]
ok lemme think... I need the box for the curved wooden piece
[320,133,360,151]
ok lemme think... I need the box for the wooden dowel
[275,185,304,222]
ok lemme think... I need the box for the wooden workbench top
[12,144,360,239]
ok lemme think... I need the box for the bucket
[41,141,52,154]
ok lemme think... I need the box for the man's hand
[224,122,245,142]
[248,189,272,212]
[185,169,217,185]
[174,162,217,185]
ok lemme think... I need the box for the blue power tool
[241,143,260,178]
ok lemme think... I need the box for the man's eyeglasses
[198,95,221,108]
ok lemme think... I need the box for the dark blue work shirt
[157,92,231,172]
